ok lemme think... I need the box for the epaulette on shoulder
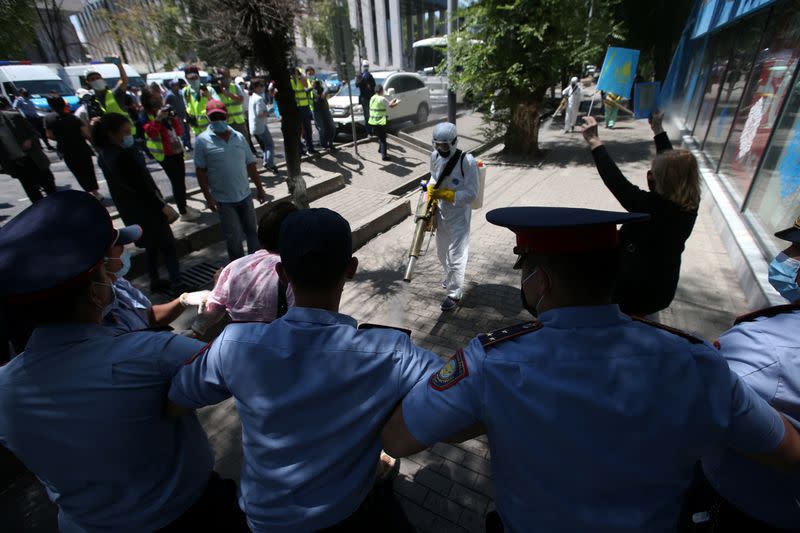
[632,317,704,344]
[478,320,542,350]
[734,303,800,325]
[358,323,413,337]
[116,325,174,336]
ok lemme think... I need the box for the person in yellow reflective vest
[141,88,202,222]
[305,66,323,140]
[367,85,398,161]
[291,68,317,155]
[215,68,256,155]
[183,66,218,138]
[85,59,135,135]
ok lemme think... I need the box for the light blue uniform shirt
[103,278,152,335]
[169,307,441,532]
[194,126,256,203]
[0,324,212,533]
[402,305,785,533]
[703,307,800,529]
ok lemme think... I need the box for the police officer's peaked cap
[486,206,649,267]
[775,216,800,244]
[279,208,352,275]
[0,191,139,301]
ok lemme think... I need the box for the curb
[351,199,412,251]
[126,173,345,279]
[399,109,468,134]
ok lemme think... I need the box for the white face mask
[90,79,107,91]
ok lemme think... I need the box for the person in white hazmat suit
[425,122,479,311]
[562,76,582,133]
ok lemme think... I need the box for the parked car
[146,69,211,89]
[328,71,431,132]
[0,61,78,113]
[317,72,342,93]
[65,63,145,90]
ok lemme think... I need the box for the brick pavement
[3,111,751,532]
[338,114,749,531]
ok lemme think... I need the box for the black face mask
[520,288,538,317]
[437,149,451,158]
[519,269,539,317]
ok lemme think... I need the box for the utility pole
[446,0,456,124]
[334,0,359,157]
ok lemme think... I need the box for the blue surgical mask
[768,252,800,302]
[210,120,228,133]
[120,134,135,149]
[106,249,132,279]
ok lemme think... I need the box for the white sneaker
[180,206,202,221]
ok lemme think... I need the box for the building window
[745,71,800,253]
[700,13,768,173]
[690,30,734,138]
[718,0,800,201]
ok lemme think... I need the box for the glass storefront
[718,1,800,202]
[672,0,800,254]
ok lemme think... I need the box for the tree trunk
[247,12,309,208]
[504,101,542,157]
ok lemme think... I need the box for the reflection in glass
[719,1,800,200]
[746,74,800,253]
[702,13,768,168]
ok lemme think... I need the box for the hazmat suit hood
[433,122,458,158]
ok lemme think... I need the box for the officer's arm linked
[167,338,233,416]
[384,343,484,456]
[749,414,800,470]
[723,368,800,470]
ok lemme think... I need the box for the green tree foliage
[449,0,624,155]
[187,0,310,207]
[299,0,340,64]
[0,0,38,59]
[97,0,195,69]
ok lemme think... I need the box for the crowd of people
[1,60,800,532]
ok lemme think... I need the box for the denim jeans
[254,129,275,168]
[217,197,260,261]
[298,106,315,152]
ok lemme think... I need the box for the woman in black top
[44,93,101,199]
[92,113,181,293]
[581,112,700,316]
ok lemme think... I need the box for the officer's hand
[21,139,32,151]
[256,188,266,204]
[581,116,602,149]
[427,184,456,203]
[649,111,665,135]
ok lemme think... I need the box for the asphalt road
[0,106,449,225]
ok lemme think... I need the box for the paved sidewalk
[2,112,751,532]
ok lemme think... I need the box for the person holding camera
[141,87,202,222]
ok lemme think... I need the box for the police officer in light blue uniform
[0,191,248,533]
[101,233,204,336]
[685,216,800,532]
[168,207,442,533]
[381,206,800,533]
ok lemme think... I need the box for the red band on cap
[515,226,619,254]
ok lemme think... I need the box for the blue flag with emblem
[634,82,661,119]
[596,47,640,99]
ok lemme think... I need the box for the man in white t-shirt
[248,78,278,173]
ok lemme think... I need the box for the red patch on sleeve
[184,342,212,365]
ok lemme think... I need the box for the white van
[0,61,78,114]
[64,63,146,91]
[146,69,211,88]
